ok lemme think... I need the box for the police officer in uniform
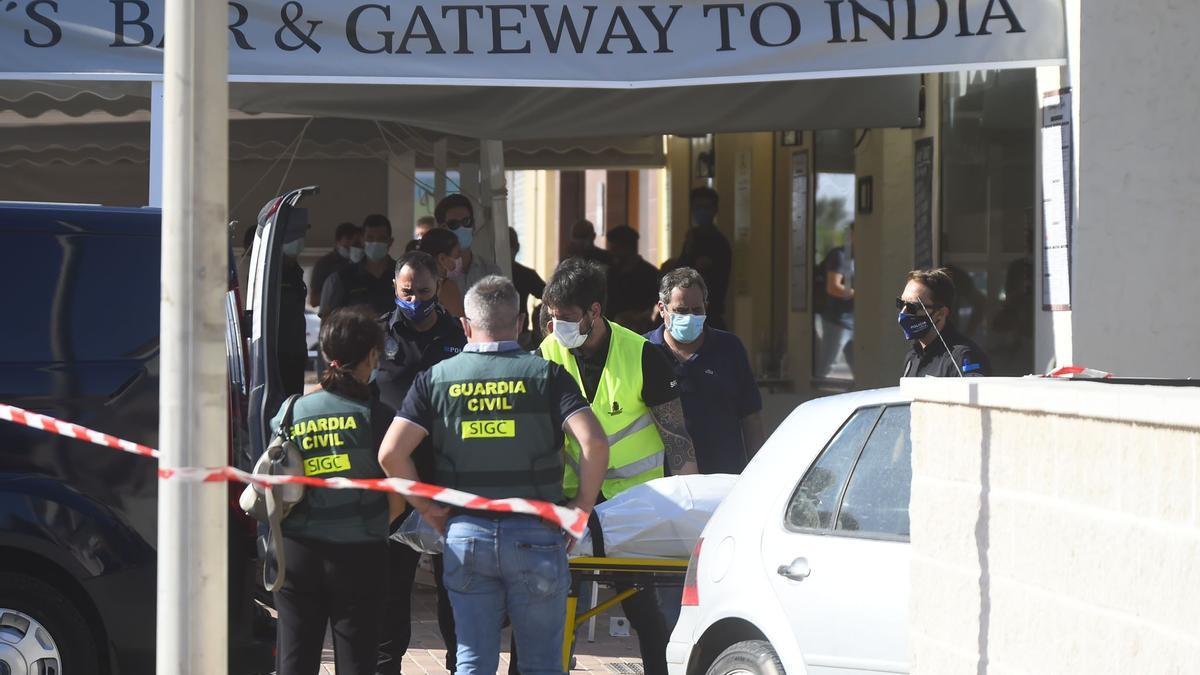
[373,251,466,675]
[271,307,406,675]
[379,276,610,675]
[538,258,698,675]
[898,268,992,377]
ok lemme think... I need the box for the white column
[482,139,512,278]
[156,0,229,671]
[388,149,416,239]
[148,81,164,207]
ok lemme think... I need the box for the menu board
[913,137,935,269]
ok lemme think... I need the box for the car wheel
[705,640,785,675]
[0,572,100,675]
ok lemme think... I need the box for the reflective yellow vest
[540,320,665,499]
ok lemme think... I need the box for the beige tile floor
[316,574,647,675]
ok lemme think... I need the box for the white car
[668,388,913,675]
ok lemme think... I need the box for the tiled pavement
[316,571,647,675]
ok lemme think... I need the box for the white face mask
[348,246,365,263]
[553,316,590,349]
[336,245,351,258]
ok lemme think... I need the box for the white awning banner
[2,0,1066,88]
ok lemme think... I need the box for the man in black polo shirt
[373,251,467,675]
[899,268,992,377]
[319,214,396,319]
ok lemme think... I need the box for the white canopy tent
[1,0,1066,265]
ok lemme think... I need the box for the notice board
[1040,88,1073,311]
[790,151,810,312]
[734,149,753,294]
[913,137,935,269]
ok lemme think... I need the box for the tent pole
[149,81,164,207]
[389,149,416,239]
[482,139,513,278]
[156,0,229,671]
[434,138,448,203]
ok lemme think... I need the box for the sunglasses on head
[444,216,473,231]
[895,297,942,314]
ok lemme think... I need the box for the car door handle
[777,557,811,581]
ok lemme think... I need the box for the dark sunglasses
[895,297,942,314]
[444,216,473,231]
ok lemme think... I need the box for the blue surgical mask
[348,246,365,263]
[692,207,715,227]
[364,241,389,261]
[336,245,351,259]
[667,313,706,343]
[396,296,437,323]
[898,311,932,341]
[282,238,304,257]
[453,226,474,251]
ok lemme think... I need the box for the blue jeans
[443,514,570,675]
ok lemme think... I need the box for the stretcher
[563,556,689,671]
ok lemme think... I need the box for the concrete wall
[1071,2,1200,376]
[905,378,1200,674]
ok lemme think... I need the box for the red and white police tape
[0,403,588,539]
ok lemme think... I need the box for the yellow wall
[712,132,778,375]
[852,77,941,389]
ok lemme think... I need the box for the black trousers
[377,539,458,674]
[275,536,387,675]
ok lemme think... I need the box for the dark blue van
[0,202,276,674]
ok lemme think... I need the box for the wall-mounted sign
[1040,87,1072,311]
[856,175,873,214]
[913,138,934,269]
[790,151,809,312]
[734,148,753,294]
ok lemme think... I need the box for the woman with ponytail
[270,307,404,675]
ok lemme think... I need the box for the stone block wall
[904,379,1200,674]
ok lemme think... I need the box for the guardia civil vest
[428,349,562,502]
[540,320,665,500]
[271,389,389,543]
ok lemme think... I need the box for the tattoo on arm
[650,399,696,473]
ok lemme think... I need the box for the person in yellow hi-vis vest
[539,258,698,675]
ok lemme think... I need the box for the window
[940,70,1037,375]
[785,407,881,531]
[812,129,857,384]
[837,405,913,539]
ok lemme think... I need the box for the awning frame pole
[434,138,448,204]
[482,139,513,278]
[156,0,229,670]
[148,80,164,207]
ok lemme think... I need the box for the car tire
[705,640,785,675]
[0,571,100,675]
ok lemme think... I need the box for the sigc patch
[462,420,516,439]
